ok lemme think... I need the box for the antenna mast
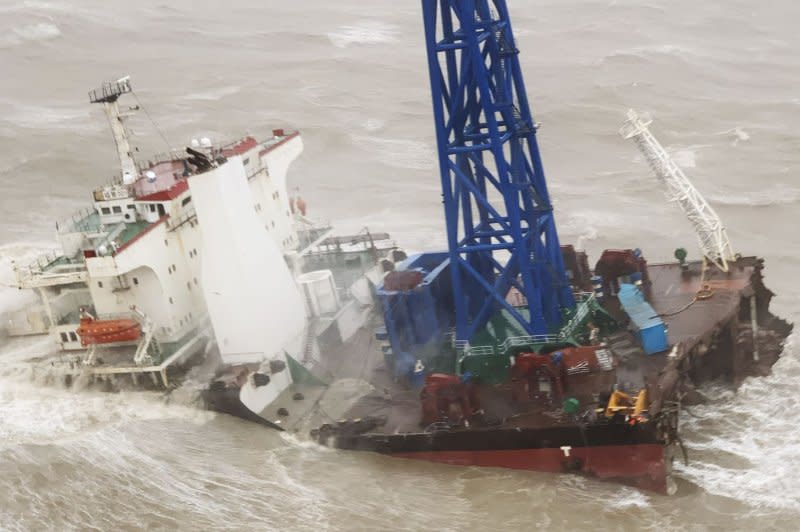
[89,76,138,184]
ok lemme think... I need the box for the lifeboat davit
[76,315,141,346]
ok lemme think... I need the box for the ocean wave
[675,334,800,511]
[707,183,800,207]
[350,134,436,171]
[0,377,213,451]
[0,101,91,130]
[362,117,385,132]
[717,126,751,145]
[185,85,242,102]
[600,43,702,63]
[0,241,57,314]
[327,20,399,48]
[0,21,60,48]
[671,148,697,169]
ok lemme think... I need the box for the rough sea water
[1,0,799,529]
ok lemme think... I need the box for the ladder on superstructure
[131,307,160,366]
[620,110,735,271]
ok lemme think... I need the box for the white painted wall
[188,158,307,365]
[85,206,208,342]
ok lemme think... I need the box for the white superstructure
[5,77,400,397]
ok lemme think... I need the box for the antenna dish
[97,244,108,256]
[145,170,157,183]
[122,171,135,185]
[200,137,212,148]
[191,138,200,148]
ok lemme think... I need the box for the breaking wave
[327,20,399,48]
[675,334,800,511]
[599,43,703,64]
[349,134,436,171]
[707,183,800,207]
[185,85,242,102]
[717,126,751,145]
[0,101,91,130]
[0,241,56,315]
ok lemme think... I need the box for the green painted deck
[116,221,151,248]
[72,212,102,233]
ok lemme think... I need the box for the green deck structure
[456,293,617,383]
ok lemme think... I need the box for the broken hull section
[319,422,670,493]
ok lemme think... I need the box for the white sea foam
[600,43,701,64]
[0,21,60,48]
[0,241,56,315]
[675,334,800,511]
[672,149,697,169]
[185,85,242,102]
[350,134,437,171]
[707,183,800,207]
[362,117,385,132]
[1,101,91,130]
[327,21,399,48]
[723,126,751,144]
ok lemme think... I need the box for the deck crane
[620,110,736,271]
[422,0,575,342]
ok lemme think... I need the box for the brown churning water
[1,0,799,529]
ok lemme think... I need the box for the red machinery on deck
[420,373,481,426]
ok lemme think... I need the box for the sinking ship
[6,0,792,494]
[208,1,791,493]
[5,77,403,421]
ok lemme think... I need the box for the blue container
[617,283,669,355]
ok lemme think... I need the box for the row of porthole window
[179,312,194,328]
[168,278,199,304]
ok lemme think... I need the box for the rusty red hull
[391,443,668,493]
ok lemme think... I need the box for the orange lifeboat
[76,311,141,347]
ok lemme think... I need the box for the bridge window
[101,207,111,215]
[60,332,69,343]
[97,281,103,288]
[112,206,122,214]
[69,332,78,342]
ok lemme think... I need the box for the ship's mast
[88,76,138,184]
[422,0,575,342]
[620,110,735,271]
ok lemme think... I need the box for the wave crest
[327,21,399,48]
[0,22,60,48]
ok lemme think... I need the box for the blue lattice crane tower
[422,0,574,342]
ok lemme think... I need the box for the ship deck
[27,331,208,388]
[325,258,758,436]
